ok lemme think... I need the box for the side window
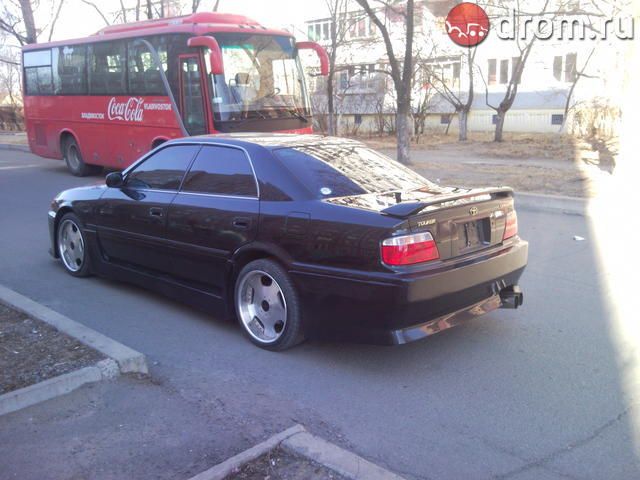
[23,50,53,95]
[88,41,126,95]
[125,145,200,190]
[53,45,87,95]
[181,146,257,197]
[128,36,169,95]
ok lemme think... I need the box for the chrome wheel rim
[237,270,287,344]
[67,144,81,170]
[58,219,85,272]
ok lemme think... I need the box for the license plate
[462,221,481,248]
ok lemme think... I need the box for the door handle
[232,217,250,229]
[149,207,164,217]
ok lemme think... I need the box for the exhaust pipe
[500,285,523,309]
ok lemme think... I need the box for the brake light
[503,210,518,240]
[381,232,440,266]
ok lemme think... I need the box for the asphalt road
[0,148,638,480]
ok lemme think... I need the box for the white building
[303,0,627,136]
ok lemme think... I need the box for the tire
[56,213,92,277]
[63,137,101,177]
[234,259,305,351]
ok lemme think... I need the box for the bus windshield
[207,33,310,127]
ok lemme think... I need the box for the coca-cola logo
[107,97,145,122]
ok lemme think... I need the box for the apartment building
[303,0,625,135]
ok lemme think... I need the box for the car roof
[168,133,365,150]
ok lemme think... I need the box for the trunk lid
[326,186,515,261]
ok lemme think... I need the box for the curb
[0,143,29,152]
[0,284,148,415]
[514,192,588,216]
[0,359,118,416]
[189,425,305,480]
[0,284,148,374]
[188,424,404,480]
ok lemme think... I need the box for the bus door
[178,54,208,135]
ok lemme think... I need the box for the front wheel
[56,213,92,277]
[235,259,305,351]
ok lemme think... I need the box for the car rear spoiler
[381,187,514,218]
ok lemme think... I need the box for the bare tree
[356,0,415,164]
[561,47,595,131]
[0,0,67,44]
[81,0,111,26]
[19,0,38,44]
[322,0,355,136]
[428,48,477,141]
[48,0,66,41]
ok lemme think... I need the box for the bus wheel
[63,137,101,177]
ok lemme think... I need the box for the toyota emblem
[469,206,479,216]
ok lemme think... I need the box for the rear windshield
[273,144,429,198]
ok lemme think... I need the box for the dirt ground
[360,131,582,161]
[0,303,104,394]
[226,447,347,480]
[360,132,618,198]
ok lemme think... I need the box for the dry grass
[357,132,581,162]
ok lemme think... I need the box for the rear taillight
[503,210,518,240]
[381,232,440,266]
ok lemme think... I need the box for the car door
[96,144,200,273]
[165,144,259,292]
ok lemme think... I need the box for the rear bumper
[291,238,528,345]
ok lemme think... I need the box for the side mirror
[296,41,329,76]
[106,172,124,188]
[187,36,224,75]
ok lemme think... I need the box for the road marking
[0,164,41,170]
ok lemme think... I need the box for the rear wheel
[235,259,304,351]
[63,137,101,177]
[56,213,92,277]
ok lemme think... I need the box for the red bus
[21,12,328,175]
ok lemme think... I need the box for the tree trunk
[327,73,335,136]
[19,0,37,44]
[396,101,411,165]
[494,110,506,142]
[458,109,468,141]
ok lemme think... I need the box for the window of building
[440,114,452,125]
[553,53,578,82]
[23,49,54,95]
[551,113,564,125]
[499,59,509,84]
[488,59,496,85]
[354,114,363,125]
[339,70,349,90]
[307,20,331,41]
[88,40,127,95]
[511,57,520,84]
[492,114,498,125]
[125,145,200,190]
[182,146,257,197]
[53,45,87,95]
[565,53,577,82]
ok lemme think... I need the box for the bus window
[24,50,53,95]
[88,41,127,95]
[53,46,87,95]
[207,33,310,127]
[179,56,207,135]
[128,37,169,96]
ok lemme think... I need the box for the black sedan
[48,134,528,351]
